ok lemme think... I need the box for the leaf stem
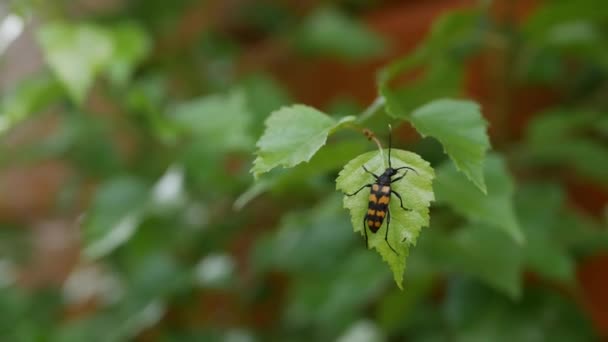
[358,96,385,123]
[345,124,386,167]
[343,97,389,167]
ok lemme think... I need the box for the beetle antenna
[388,124,393,169]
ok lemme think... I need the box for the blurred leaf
[532,138,608,186]
[336,149,435,288]
[106,22,151,87]
[326,97,364,117]
[0,229,30,263]
[194,253,236,289]
[377,9,481,109]
[286,249,389,339]
[524,110,608,185]
[522,1,608,71]
[38,22,150,104]
[422,10,482,56]
[125,74,177,143]
[381,59,463,116]
[516,49,564,83]
[336,320,384,342]
[294,7,385,60]
[524,0,608,40]
[171,90,253,152]
[434,154,523,243]
[4,112,123,174]
[233,178,273,211]
[252,105,355,178]
[441,279,597,341]
[412,223,523,298]
[526,109,607,141]
[239,74,292,137]
[0,287,62,341]
[125,252,186,298]
[0,287,30,337]
[554,210,608,256]
[180,139,248,196]
[376,274,434,335]
[515,183,575,282]
[270,195,355,273]
[38,22,114,104]
[448,224,523,298]
[0,74,63,133]
[83,177,149,259]
[397,99,490,193]
[56,289,167,342]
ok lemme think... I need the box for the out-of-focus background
[1,0,607,341]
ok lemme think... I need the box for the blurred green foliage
[0,0,607,341]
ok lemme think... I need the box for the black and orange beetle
[346,128,417,254]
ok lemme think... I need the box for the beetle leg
[391,175,405,183]
[391,190,411,211]
[363,215,369,248]
[385,208,398,255]
[346,184,372,196]
[362,165,380,180]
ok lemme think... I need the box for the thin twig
[362,128,385,165]
[358,96,385,123]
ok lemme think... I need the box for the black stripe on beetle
[346,127,418,255]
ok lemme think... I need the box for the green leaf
[523,110,608,186]
[170,90,253,152]
[408,99,490,193]
[0,74,63,133]
[381,59,463,117]
[239,74,291,137]
[441,279,597,341]
[412,224,523,298]
[422,10,482,56]
[448,224,523,298]
[377,12,488,193]
[377,9,481,107]
[376,274,434,334]
[83,177,149,259]
[336,149,435,288]
[434,154,523,243]
[252,104,355,178]
[294,7,385,60]
[106,22,151,87]
[524,0,608,41]
[37,22,150,104]
[269,195,355,273]
[38,22,114,104]
[516,183,575,282]
[377,9,480,86]
[236,140,367,209]
[285,249,389,338]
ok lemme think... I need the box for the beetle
[346,128,417,254]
